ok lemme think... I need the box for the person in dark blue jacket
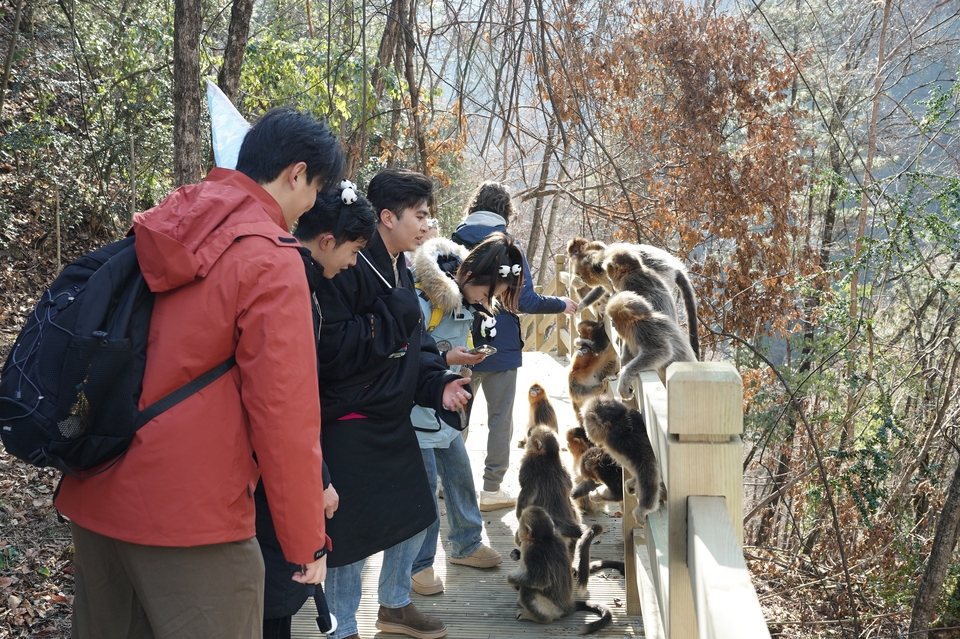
[451,181,577,511]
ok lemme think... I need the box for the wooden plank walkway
[293,352,647,638]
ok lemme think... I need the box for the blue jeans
[413,435,484,575]
[325,529,427,639]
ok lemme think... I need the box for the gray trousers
[470,368,519,492]
[70,522,264,639]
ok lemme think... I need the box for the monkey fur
[519,382,559,448]
[515,426,583,552]
[508,506,613,634]
[582,396,661,520]
[566,426,599,516]
[569,319,620,425]
[566,427,593,471]
[572,446,624,504]
[606,290,697,396]
[567,237,700,359]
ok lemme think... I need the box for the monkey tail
[675,271,700,360]
[588,559,625,576]
[575,600,613,635]
[575,524,606,594]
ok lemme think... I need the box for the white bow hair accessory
[340,180,358,205]
[498,264,522,278]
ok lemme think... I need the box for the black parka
[315,231,464,567]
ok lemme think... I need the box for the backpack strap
[134,355,237,430]
[414,282,444,333]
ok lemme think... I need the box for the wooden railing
[522,255,771,638]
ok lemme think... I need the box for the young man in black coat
[315,169,472,639]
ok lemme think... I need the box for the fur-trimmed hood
[412,237,468,314]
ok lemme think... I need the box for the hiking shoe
[479,489,516,511]
[411,567,444,595]
[375,603,447,639]
[449,544,502,568]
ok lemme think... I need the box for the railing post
[533,285,545,351]
[661,362,743,638]
[554,254,568,358]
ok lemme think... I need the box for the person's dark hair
[294,189,378,246]
[457,231,523,313]
[465,181,515,225]
[236,107,345,191]
[366,169,434,219]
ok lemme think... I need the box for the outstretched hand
[562,298,578,315]
[442,377,472,411]
[446,345,487,366]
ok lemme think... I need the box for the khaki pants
[70,522,264,639]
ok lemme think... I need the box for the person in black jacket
[315,169,471,639]
[256,188,379,639]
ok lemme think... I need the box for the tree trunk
[0,0,25,121]
[844,0,891,443]
[174,0,203,186]
[401,0,427,174]
[217,0,255,102]
[344,0,405,178]
[526,118,556,263]
[909,455,960,637]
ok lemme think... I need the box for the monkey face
[567,238,608,286]
[529,383,545,400]
[604,250,642,289]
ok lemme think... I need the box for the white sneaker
[437,479,444,500]
[478,489,516,512]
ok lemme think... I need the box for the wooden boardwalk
[293,352,647,638]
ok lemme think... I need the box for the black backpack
[0,236,235,475]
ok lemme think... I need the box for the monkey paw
[509,548,521,561]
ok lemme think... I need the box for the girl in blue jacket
[408,232,524,595]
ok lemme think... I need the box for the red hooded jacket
[56,168,328,563]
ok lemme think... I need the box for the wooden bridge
[293,256,771,638]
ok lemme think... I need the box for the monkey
[519,382,559,448]
[565,427,593,471]
[567,237,700,359]
[604,246,700,359]
[566,426,599,516]
[571,446,624,504]
[515,426,583,552]
[507,506,613,635]
[569,319,620,425]
[582,395,661,520]
[606,290,697,396]
[567,238,613,309]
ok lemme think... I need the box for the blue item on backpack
[0,236,235,475]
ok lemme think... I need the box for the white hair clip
[340,180,358,205]
[498,263,522,277]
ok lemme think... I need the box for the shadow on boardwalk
[294,352,646,638]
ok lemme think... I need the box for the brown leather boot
[375,603,447,639]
